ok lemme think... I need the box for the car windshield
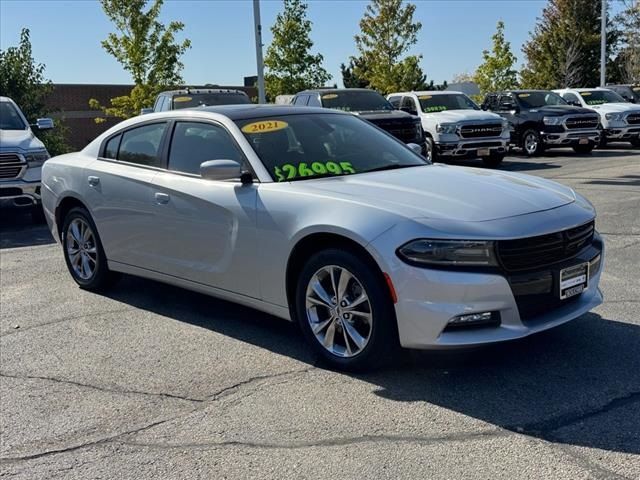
[319,91,394,112]
[236,113,427,182]
[0,102,27,130]
[515,91,567,108]
[418,93,480,113]
[172,93,250,109]
[579,90,626,105]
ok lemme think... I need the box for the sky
[0,0,620,87]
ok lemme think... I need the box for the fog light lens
[447,311,499,328]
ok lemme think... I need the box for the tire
[295,248,399,372]
[521,129,544,157]
[598,135,607,149]
[482,152,505,168]
[425,137,438,162]
[31,205,46,224]
[61,207,119,290]
[631,137,640,148]
[572,143,595,154]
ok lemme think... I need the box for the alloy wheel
[66,218,97,280]
[305,265,372,358]
[524,132,538,155]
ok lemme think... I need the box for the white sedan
[41,105,604,371]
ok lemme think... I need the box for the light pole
[600,0,607,86]
[253,0,266,104]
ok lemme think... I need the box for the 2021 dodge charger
[41,105,604,371]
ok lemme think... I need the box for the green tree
[0,28,70,156]
[264,0,331,99]
[611,0,640,83]
[473,21,519,95]
[340,57,370,88]
[90,0,191,120]
[520,0,617,89]
[353,0,425,94]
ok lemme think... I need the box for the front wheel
[62,207,119,290]
[482,152,505,168]
[521,129,544,156]
[631,137,640,148]
[425,137,438,162]
[295,249,398,371]
[572,142,595,154]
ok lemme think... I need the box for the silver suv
[0,96,54,222]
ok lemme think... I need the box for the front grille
[626,113,640,125]
[388,128,418,142]
[565,116,599,129]
[0,153,25,180]
[460,124,503,138]
[497,221,595,272]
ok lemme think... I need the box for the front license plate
[559,263,589,300]
[579,137,589,144]
[478,148,490,156]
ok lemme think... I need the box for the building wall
[44,84,258,150]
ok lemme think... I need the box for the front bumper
[0,180,41,209]
[603,125,640,140]
[542,129,600,146]
[384,239,604,349]
[436,138,509,158]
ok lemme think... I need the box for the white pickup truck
[387,91,510,167]
[0,96,54,222]
[554,88,640,147]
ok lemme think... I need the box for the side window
[293,95,308,106]
[118,123,167,167]
[307,94,321,107]
[104,134,121,159]
[168,122,244,176]
[498,95,515,110]
[562,92,580,105]
[388,96,401,108]
[401,96,417,114]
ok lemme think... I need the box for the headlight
[543,116,563,125]
[605,112,623,121]
[501,119,509,130]
[397,239,497,267]
[436,123,458,134]
[25,150,50,167]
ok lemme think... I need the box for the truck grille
[0,153,25,180]
[388,127,418,142]
[565,116,599,129]
[626,113,640,125]
[496,221,595,272]
[370,119,420,143]
[459,124,503,138]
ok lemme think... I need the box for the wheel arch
[55,195,90,241]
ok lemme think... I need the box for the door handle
[88,176,100,187]
[154,192,170,204]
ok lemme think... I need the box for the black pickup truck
[292,88,425,151]
[481,90,601,156]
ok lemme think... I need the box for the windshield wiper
[365,164,423,173]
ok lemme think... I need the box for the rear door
[149,120,260,297]
[84,121,169,270]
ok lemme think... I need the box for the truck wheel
[631,137,640,148]
[482,153,505,168]
[598,135,607,149]
[572,143,595,154]
[522,129,544,156]
[295,248,399,372]
[425,137,438,162]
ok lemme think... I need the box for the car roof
[159,88,248,96]
[297,88,377,94]
[197,104,344,120]
[388,91,464,96]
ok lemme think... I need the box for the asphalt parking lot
[1,146,639,479]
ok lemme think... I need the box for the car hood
[353,110,416,122]
[529,105,596,116]
[0,129,44,151]
[587,102,640,114]
[426,109,502,122]
[296,164,576,222]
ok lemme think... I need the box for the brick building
[44,84,257,150]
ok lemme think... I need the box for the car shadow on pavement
[0,211,54,249]
[104,274,639,456]
[585,174,640,187]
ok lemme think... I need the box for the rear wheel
[521,129,544,156]
[295,249,398,371]
[572,142,595,154]
[62,207,119,290]
[482,152,505,168]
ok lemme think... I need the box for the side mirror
[569,100,581,107]
[33,118,54,130]
[407,143,423,155]
[140,107,154,115]
[200,160,242,181]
